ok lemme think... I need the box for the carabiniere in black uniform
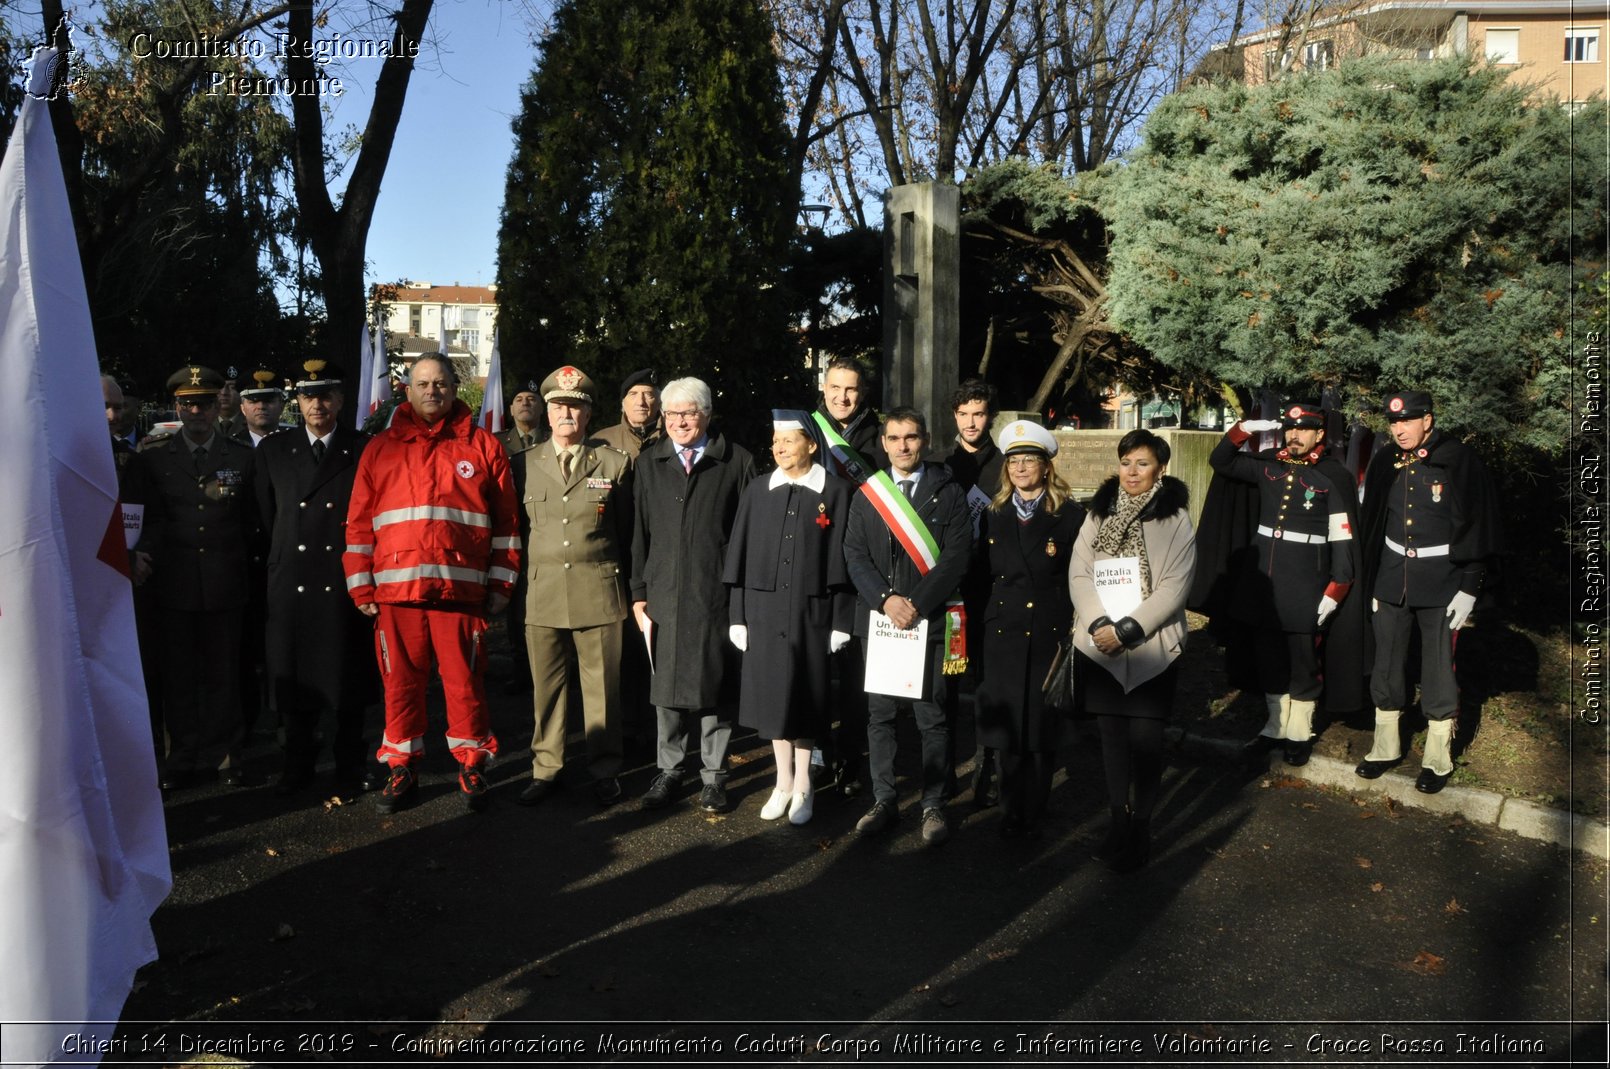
[1207,402,1355,764]
[1355,390,1502,794]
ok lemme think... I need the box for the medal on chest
[1302,487,1315,511]
[815,502,830,529]
[1431,481,1443,503]
[1045,539,1057,557]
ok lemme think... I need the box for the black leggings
[1096,715,1165,818]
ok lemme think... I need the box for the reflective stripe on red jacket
[343,400,520,606]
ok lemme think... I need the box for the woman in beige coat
[1069,429,1195,872]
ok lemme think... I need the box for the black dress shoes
[518,778,557,807]
[593,776,623,806]
[1415,768,1451,794]
[160,769,195,792]
[1354,756,1402,779]
[1283,740,1313,766]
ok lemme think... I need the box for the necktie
[559,449,572,481]
[521,433,534,450]
[899,479,914,501]
[681,448,695,474]
[192,446,208,474]
[311,439,326,464]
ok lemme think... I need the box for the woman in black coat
[972,421,1085,838]
[723,412,856,826]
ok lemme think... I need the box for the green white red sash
[813,413,967,674]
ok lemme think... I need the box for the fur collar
[1089,474,1189,521]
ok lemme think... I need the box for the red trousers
[373,603,498,768]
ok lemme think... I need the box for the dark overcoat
[1208,435,1356,633]
[630,433,756,708]
[252,425,379,712]
[723,470,856,740]
[1360,429,1503,608]
[973,499,1085,753]
[842,462,973,638]
[1194,435,1370,713]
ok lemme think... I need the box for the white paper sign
[1094,556,1143,619]
[965,484,991,538]
[863,612,929,697]
[121,503,144,549]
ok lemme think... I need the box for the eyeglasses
[1006,455,1045,467]
[175,398,218,411]
[663,409,703,422]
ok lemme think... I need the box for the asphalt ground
[97,654,1608,1068]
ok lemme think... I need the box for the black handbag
[1041,628,1078,714]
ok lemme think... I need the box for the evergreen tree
[496,0,800,445]
[1098,55,1606,447]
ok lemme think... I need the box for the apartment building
[380,283,499,381]
[1215,2,1605,105]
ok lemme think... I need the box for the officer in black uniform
[138,364,255,790]
[253,360,381,796]
[1355,391,1502,793]
[238,364,287,445]
[1206,402,1357,765]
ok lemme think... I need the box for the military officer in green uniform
[137,364,255,790]
[516,365,635,807]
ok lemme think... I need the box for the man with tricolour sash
[841,406,973,847]
[809,355,886,796]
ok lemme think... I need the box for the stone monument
[882,183,959,444]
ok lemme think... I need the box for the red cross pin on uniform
[816,502,831,528]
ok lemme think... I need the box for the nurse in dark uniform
[973,421,1084,839]
[723,411,856,826]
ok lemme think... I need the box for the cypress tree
[496,0,800,444]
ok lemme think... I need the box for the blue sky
[6,0,538,293]
[328,0,537,291]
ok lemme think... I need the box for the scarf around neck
[1093,482,1157,597]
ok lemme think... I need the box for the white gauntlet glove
[1445,591,1476,630]
[1316,595,1339,627]
[829,630,851,654]
[1240,419,1282,433]
[728,624,748,651]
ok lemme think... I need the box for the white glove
[728,624,748,651]
[829,630,851,654]
[1446,591,1476,630]
[1316,595,1338,627]
[1240,419,1282,433]
[1372,598,1379,613]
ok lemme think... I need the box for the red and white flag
[371,318,392,415]
[478,328,504,433]
[354,321,375,428]
[0,47,171,1065]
